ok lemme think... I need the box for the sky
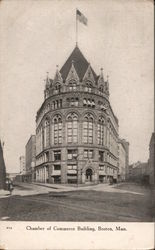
[0,0,154,173]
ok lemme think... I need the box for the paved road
[0,181,147,198]
[0,182,153,222]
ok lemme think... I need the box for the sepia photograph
[0,0,154,249]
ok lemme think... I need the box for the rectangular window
[84,150,93,159]
[88,150,93,159]
[99,151,104,162]
[99,165,104,171]
[83,121,88,143]
[45,152,49,162]
[84,150,88,158]
[54,150,61,161]
[54,165,61,171]
[67,165,77,170]
[67,149,78,160]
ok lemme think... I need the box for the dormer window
[69,81,77,91]
[54,83,61,94]
[99,86,104,94]
[85,82,92,92]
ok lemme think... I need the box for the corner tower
[35,46,119,184]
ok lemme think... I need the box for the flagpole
[76,9,78,46]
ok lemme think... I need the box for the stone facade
[128,161,149,184]
[118,139,129,181]
[25,135,36,182]
[19,155,26,174]
[35,46,119,184]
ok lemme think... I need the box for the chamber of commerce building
[35,46,119,184]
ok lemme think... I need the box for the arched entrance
[86,168,93,182]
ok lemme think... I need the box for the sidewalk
[0,189,10,198]
[32,182,145,195]
[1,182,145,199]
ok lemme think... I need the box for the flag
[76,9,88,26]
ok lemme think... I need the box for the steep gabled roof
[60,46,97,81]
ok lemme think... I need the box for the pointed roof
[53,67,63,84]
[66,62,79,82]
[60,46,97,81]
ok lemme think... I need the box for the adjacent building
[148,133,155,185]
[0,140,6,189]
[118,139,129,181]
[19,155,26,174]
[35,46,119,184]
[25,135,36,182]
[128,161,149,184]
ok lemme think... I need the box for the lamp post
[73,153,83,187]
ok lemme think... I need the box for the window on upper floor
[84,149,93,159]
[68,81,77,91]
[54,151,61,161]
[53,115,62,144]
[83,99,95,108]
[99,151,104,162]
[45,151,49,162]
[54,83,61,94]
[83,114,93,144]
[67,97,79,107]
[67,149,78,160]
[84,82,92,93]
[67,113,78,143]
[67,165,77,170]
[99,165,105,171]
[54,165,61,170]
[44,119,50,148]
[99,85,104,94]
[53,99,62,109]
[98,117,105,145]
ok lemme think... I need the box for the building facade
[128,161,149,184]
[118,139,129,181]
[148,133,155,185]
[35,46,119,184]
[19,155,26,174]
[25,135,36,182]
[118,139,126,181]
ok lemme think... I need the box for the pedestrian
[9,181,14,195]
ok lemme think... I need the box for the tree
[0,140,6,190]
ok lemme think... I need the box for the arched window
[40,127,43,151]
[83,114,93,144]
[107,120,110,148]
[53,115,62,144]
[44,119,50,148]
[67,113,78,143]
[98,117,105,145]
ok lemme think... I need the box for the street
[0,182,154,222]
